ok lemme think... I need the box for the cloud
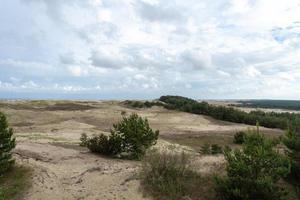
[90,51,124,69]
[134,0,183,22]
[1,0,300,99]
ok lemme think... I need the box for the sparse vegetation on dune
[2,99,300,199]
[141,150,216,200]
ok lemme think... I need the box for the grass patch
[162,134,237,151]
[0,165,32,200]
[140,150,216,200]
[17,133,67,142]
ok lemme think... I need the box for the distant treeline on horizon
[235,99,300,111]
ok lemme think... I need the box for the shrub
[141,150,215,200]
[0,112,16,175]
[200,144,223,155]
[215,128,290,200]
[283,119,300,194]
[200,143,211,154]
[211,144,222,154]
[80,113,159,159]
[81,133,123,156]
[233,131,246,144]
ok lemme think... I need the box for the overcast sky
[0,0,300,99]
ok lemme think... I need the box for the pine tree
[0,112,16,175]
[215,127,290,200]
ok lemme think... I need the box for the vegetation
[123,100,164,109]
[159,95,300,130]
[233,131,246,144]
[141,150,215,200]
[200,143,223,155]
[235,99,300,111]
[283,119,300,197]
[0,112,16,175]
[215,128,290,200]
[80,113,159,159]
[0,166,32,200]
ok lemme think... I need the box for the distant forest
[235,100,300,111]
[158,95,300,130]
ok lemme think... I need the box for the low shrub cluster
[141,150,215,200]
[215,128,290,200]
[159,95,300,130]
[80,113,159,159]
[233,131,246,144]
[200,144,223,155]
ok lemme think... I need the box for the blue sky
[0,0,300,99]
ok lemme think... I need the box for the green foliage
[233,131,246,144]
[0,165,32,200]
[200,143,211,154]
[283,119,300,192]
[0,187,3,200]
[215,129,290,200]
[80,113,159,159]
[159,95,300,130]
[141,150,215,200]
[200,143,223,155]
[0,112,16,175]
[124,100,164,109]
[236,99,300,111]
[80,133,123,156]
[211,144,223,154]
[79,133,88,147]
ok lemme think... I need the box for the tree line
[159,95,300,130]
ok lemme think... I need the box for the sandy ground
[0,100,282,200]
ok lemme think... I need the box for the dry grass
[140,150,217,200]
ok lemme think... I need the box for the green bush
[200,144,223,155]
[211,144,223,154]
[233,131,246,144]
[200,143,211,154]
[141,150,215,200]
[215,128,290,200]
[80,113,159,159]
[0,112,16,175]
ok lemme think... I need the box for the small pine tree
[112,113,159,159]
[80,113,159,160]
[215,128,290,200]
[0,112,16,175]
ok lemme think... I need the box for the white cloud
[0,0,300,99]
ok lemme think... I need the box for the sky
[0,0,300,100]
